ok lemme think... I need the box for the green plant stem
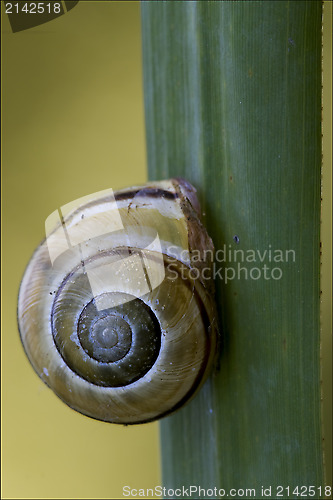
[142,1,323,498]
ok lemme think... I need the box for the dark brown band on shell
[115,187,178,201]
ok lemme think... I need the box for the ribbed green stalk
[141,2,323,498]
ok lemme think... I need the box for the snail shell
[18,178,218,424]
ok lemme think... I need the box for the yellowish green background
[2,1,331,499]
[2,2,160,499]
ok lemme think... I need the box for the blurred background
[2,1,331,499]
[2,2,160,499]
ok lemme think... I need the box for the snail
[18,178,218,424]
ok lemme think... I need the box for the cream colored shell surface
[18,178,218,424]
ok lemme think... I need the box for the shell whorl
[18,178,218,424]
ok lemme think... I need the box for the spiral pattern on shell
[18,178,218,424]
